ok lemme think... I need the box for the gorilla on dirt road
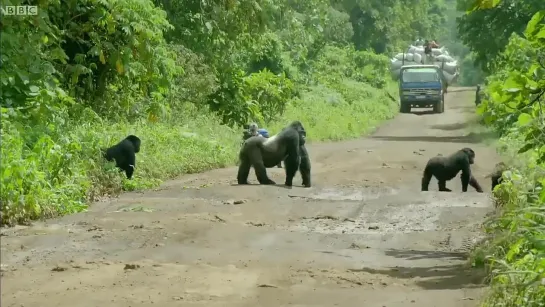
[421,147,484,193]
[237,121,311,188]
[102,135,141,180]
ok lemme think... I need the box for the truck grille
[405,88,437,95]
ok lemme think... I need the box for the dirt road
[1,87,498,307]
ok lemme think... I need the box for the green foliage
[1,0,448,226]
[457,52,486,86]
[312,46,390,89]
[0,105,240,226]
[341,0,447,53]
[456,0,545,72]
[464,7,545,307]
[243,70,295,123]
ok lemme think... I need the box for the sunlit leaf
[468,0,502,12]
[28,85,39,93]
[99,50,106,64]
[517,113,533,126]
[524,11,545,39]
[115,59,124,74]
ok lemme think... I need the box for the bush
[0,104,240,225]
[468,10,545,307]
[268,81,398,141]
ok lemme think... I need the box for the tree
[456,0,545,71]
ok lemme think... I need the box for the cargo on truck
[390,40,459,86]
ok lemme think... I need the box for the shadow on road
[430,122,472,131]
[448,105,476,111]
[349,264,485,290]
[230,183,302,190]
[410,110,436,116]
[345,249,487,290]
[384,249,467,261]
[371,131,497,144]
[448,88,476,93]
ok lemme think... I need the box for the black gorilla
[237,121,311,187]
[475,85,482,106]
[486,162,507,191]
[102,135,141,179]
[421,147,484,192]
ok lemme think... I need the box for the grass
[0,79,399,226]
[466,132,545,307]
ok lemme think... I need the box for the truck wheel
[433,100,444,113]
[400,103,411,113]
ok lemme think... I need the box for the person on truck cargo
[430,39,439,48]
[424,40,432,55]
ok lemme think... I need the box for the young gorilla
[421,147,484,193]
[485,162,507,191]
[237,121,311,187]
[102,135,141,180]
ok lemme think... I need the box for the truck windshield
[402,68,440,83]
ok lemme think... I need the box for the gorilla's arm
[299,145,311,187]
[468,175,483,192]
[124,148,136,179]
[459,158,471,192]
[457,154,483,193]
[283,138,300,187]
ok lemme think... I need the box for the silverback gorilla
[102,135,141,179]
[237,121,311,187]
[421,147,484,192]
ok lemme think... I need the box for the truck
[398,64,446,114]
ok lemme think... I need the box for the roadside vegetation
[456,1,545,306]
[0,0,451,225]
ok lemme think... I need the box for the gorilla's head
[288,121,306,145]
[126,135,141,153]
[461,147,475,164]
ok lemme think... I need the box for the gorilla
[486,162,507,191]
[421,147,483,192]
[102,135,141,179]
[237,121,311,187]
[475,85,482,106]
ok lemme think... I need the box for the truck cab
[398,65,445,114]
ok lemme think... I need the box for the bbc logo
[1,6,38,15]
